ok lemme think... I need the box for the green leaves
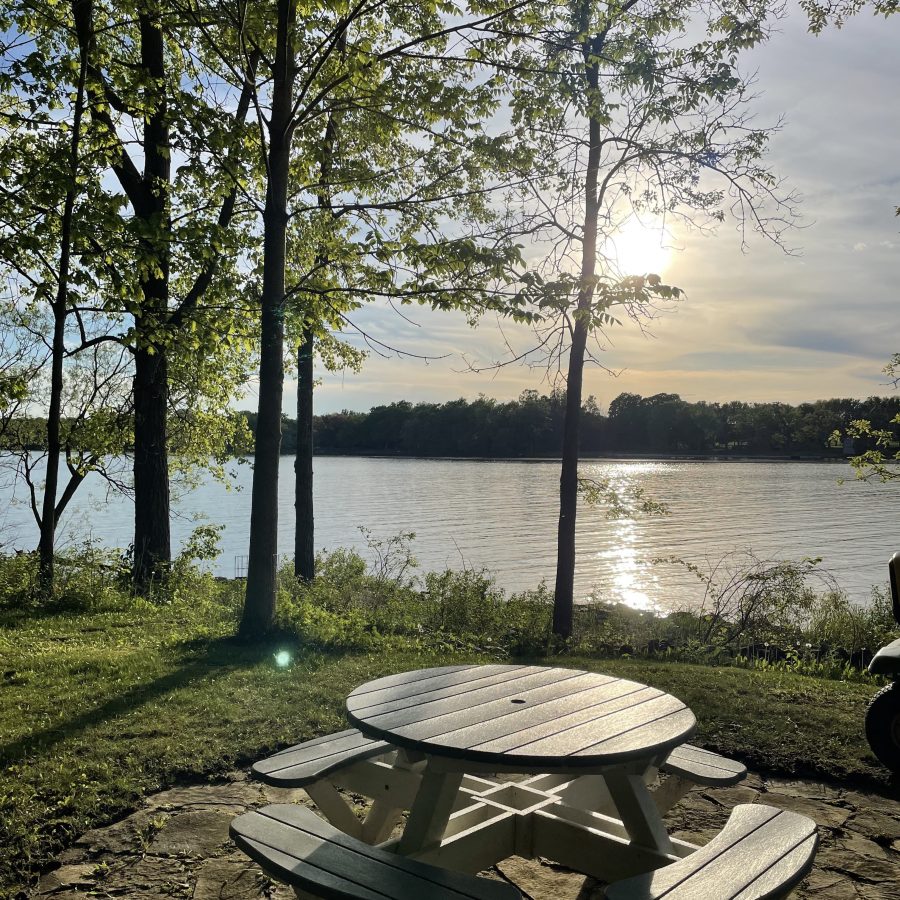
[841,355,900,482]
[801,0,898,34]
[510,268,682,328]
[0,374,28,407]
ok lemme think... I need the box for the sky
[263,4,900,417]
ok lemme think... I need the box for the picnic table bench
[254,729,745,790]
[605,804,818,900]
[231,803,521,899]
[231,801,815,900]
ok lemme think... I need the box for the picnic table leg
[360,748,425,844]
[304,780,363,839]
[544,773,618,817]
[650,772,694,815]
[396,761,464,855]
[604,770,674,856]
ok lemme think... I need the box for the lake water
[1,456,897,611]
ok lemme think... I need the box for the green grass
[556,656,886,784]
[0,599,480,898]
[0,598,893,897]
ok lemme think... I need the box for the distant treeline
[5,390,898,459]
[260,390,900,458]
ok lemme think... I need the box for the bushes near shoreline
[2,535,895,677]
[268,536,896,679]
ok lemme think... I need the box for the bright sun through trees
[605,219,673,276]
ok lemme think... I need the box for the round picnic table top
[346,664,696,772]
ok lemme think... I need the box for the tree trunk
[241,0,295,638]
[38,0,90,595]
[293,101,338,583]
[38,322,64,593]
[553,317,589,637]
[553,47,603,638]
[133,344,170,589]
[37,306,65,595]
[294,327,314,581]
[131,9,172,592]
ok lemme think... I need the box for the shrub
[806,584,896,655]
[0,542,134,612]
[271,545,555,656]
[0,551,37,609]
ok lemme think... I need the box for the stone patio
[31,768,900,899]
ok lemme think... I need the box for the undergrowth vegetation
[2,530,895,679]
[269,532,896,679]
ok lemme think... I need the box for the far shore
[300,450,852,463]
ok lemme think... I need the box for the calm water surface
[1,456,897,611]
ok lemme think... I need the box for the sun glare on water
[605,219,672,277]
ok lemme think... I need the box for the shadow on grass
[0,637,278,766]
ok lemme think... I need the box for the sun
[605,218,672,277]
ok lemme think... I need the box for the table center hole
[510,698,526,704]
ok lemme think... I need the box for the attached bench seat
[604,804,818,900]
[251,730,403,843]
[254,730,745,792]
[250,729,747,839]
[252,729,391,788]
[231,803,521,900]
[646,744,747,815]
[661,744,747,787]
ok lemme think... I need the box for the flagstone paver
[30,767,899,899]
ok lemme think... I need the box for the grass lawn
[0,598,892,897]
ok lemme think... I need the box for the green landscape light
[274,650,291,668]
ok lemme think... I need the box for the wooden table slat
[387,674,625,744]
[266,728,372,756]
[350,665,545,715]
[349,665,528,710]
[358,668,590,729]
[576,707,697,757]
[729,835,818,900]
[480,693,683,758]
[239,835,388,900]
[233,804,518,899]
[470,686,662,755]
[663,745,747,781]
[255,730,385,774]
[640,807,816,899]
[347,665,474,698]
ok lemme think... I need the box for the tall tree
[34,0,89,593]
[74,0,258,590]
[505,0,797,636]
[0,0,261,591]
[0,0,134,589]
[224,0,535,637]
[294,103,339,583]
[240,0,296,632]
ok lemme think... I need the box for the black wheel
[865,681,900,774]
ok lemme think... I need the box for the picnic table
[346,664,695,871]
[232,664,818,899]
